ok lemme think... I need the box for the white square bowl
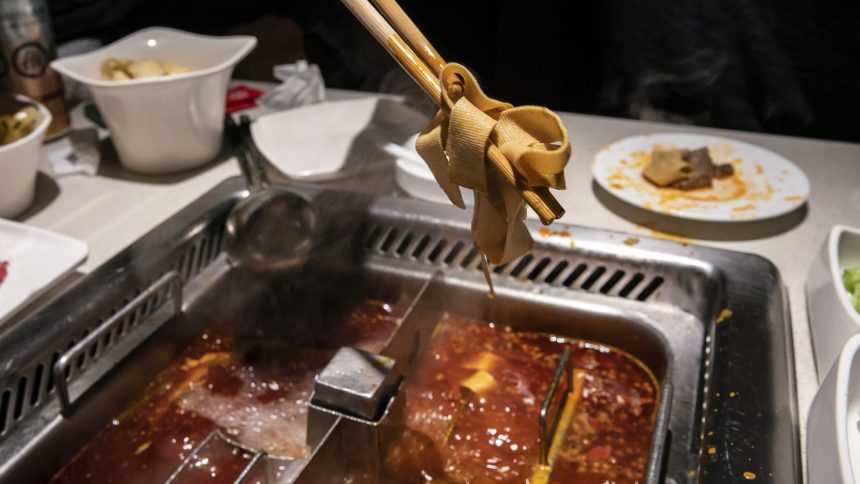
[0,95,52,218]
[807,333,860,484]
[807,224,860,380]
[52,27,256,174]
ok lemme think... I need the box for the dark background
[49,0,860,143]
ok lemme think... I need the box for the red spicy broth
[384,313,659,483]
[50,299,402,484]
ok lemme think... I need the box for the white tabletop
[15,87,860,471]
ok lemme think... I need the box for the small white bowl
[808,225,860,380]
[52,27,256,174]
[807,333,860,484]
[389,133,473,207]
[0,95,52,219]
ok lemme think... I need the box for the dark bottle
[0,0,70,139]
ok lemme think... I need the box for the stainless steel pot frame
[0,177,800,483]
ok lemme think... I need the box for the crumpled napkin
[259,60,325,110]
[40,128,101,176]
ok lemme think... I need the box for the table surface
[13,87,860,474]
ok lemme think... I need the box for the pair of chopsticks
[341,0,565,225]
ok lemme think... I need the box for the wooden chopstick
[341,0,564,224]
[369,0,445,75]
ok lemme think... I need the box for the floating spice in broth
[385,313,658,483]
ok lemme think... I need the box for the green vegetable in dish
[843,266,860,313]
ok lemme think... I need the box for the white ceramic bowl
[807,333,860,484]
[808,225,860,380]
[52,27,256,174]
[0,95,52,218]
[389,133,474,207]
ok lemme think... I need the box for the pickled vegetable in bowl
[0,94,52,218]
[0,105,42,146]
[843,266,860,313]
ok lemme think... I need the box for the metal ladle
[224,115,316,275]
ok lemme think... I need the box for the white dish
[251,99,373,179]
[251,97,426,181]
[808,225,860,379]
[0,95,52,218]
[396,157,450,205]
[389,133,473,207]
[251,98,386,180]
[52,27,256,174]
[807,333,860,484]
[592,133,809,222]
[0,220,87,325]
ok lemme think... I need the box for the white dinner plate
[592,133,810,222]
[0,220,88,325]
[251,97,427,180]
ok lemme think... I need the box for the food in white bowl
[51,27,256,174]
[0,105,43,145]
[843,266,860,314]
[0,95,52,219]
[100,57,191,80]
[807,333,860,484]
[387,133,473,207]
[807,225,860,380]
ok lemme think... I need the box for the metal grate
[0,228,224,438]
[359,223,664,302]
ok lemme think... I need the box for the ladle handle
[239,115,271,189]
[539,346,573,466]
[225,115,261,191]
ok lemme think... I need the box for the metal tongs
[223,115,316,275]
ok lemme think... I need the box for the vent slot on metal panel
[395,232,414,256]
[0,390,10,434]
[599,270,626,294]
[411,234,431,259]
[427,239,447,263]
[379,228,398,253]
[544,260,568,284]
[460,248,479,269]
[619,273,645,298]
[562,264,589,287]
[636,276,665,301]
[580,266,606,290]
[363,225,383,250]
[13,378,26,420]
[364,224,669,304]
[527,258,552,281]
[509,255,534,278]
[444,241,465,265]
[30,364,44,406]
